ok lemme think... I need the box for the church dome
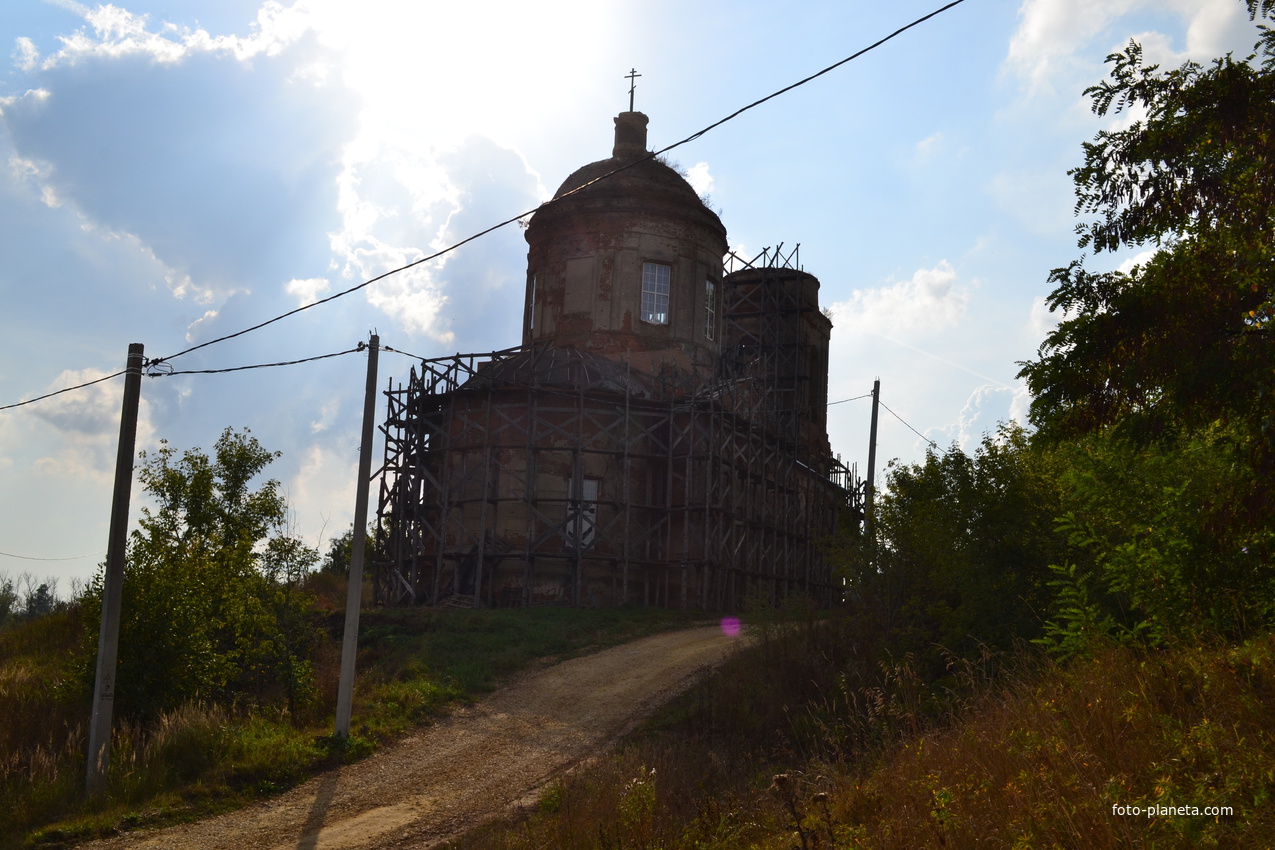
[534,112,724,236]
[521,111,729,385]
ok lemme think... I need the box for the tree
[1019,1,1275,551]
[1020,3,1274,443]
[1019,0,1275,643]
[78,428,319,722]
[320,524,377,576]
[838,425,1067,674]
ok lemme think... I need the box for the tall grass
[449,616,1275,849]
[1,597,700,848]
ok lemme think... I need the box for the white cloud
[829,260,969,337]
[1006,0,1140,92]
[1009,379,1033,425]
[27,366,155,481]
[309,395,340,434]
[40,1,319,69]
[1006,0,1256,95]
[286,441,357,549]
[185,309,219,342]
[915,131,944,156]
[1116,247,1157,274]
[933,383,1018,452]
[685,161,713,197]
[1028,294,1057,340]
[14,37,39,72]
[285,276,330,307]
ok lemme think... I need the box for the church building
[374,110,860,609]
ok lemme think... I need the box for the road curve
[78,624,744,850]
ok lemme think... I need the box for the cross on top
[625,68,641,112]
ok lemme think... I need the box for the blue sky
[0,0,1263,587]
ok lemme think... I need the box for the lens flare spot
[721,616,741,637]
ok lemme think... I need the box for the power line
[146,346,363,377]
[0,370,126,413]
[0,549,103,562]
[879,399,939,449]
[0,0,969,410]
[828,393,872,406]
[145,0,969,369]
[381,344,431,362]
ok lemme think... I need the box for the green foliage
[840,425,1067,672]
[319,523,377,576]
[76,428,320,722]
[1017,0,1275,650]
[1036,430,1275,653]
[1018,3,1275,555]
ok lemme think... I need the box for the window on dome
[641,262,670,325]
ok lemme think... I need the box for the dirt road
[79,624,743,850]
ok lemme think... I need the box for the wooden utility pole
[865,379,880,543]
[87,342,144,795]
[336,333,379,739]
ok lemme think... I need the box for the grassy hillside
[0,599,700,848]
[451,616,1275,848]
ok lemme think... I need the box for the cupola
[522,112,728,384]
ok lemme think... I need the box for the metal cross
[625,68,641,112]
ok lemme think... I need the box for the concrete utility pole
[865,378,880,544]
[87,342,144,795]
[336,333,379,739]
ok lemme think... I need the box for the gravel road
[77,624,743,850]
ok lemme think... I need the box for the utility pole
[87,342,144,795]
[864,378,880,544]
[336,333,379,739]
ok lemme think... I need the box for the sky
[0,0,1265,589]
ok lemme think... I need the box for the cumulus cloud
[34,1,318,69]
[931,383,1026,452]
[685,161,713,197]
[285,277,330,307]
[1009,379,1033,425]
[14,37,39,72]
[1006,0,1254,94]
[1028,295,1058,340]
[286,441,358,547]
[28,366,155,481]
[328,134,541,347]
[1,4,356,315]
[829,260,969,337]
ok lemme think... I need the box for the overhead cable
[0,549,103,562]
[0,370,127,413]
[0,0,969,409]
[879,399,939,449]
[147,346,364,377]
[145,0,969,369]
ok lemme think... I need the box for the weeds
[445,612,1275,849]
[1,599,698,848]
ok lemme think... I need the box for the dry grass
[447,625,1275,849]
[835,635,1275,848]
[0,599,700,848]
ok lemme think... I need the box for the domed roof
[531,112,724,236]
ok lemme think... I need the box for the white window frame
[704,279,716,340]
[641,262,671,325]
[528,273,537,330]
